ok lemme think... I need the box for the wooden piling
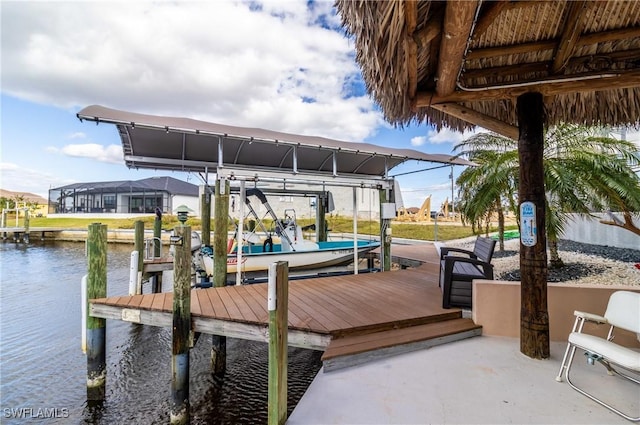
[317,193,327,242]
[152,212,163,293]
[23,209,29,243]
[134,220,144,295]
[170,225,191,425]
[201,190,211,247]
[268,261,288,425]
[212,178,229,374]
[86,223,107,401]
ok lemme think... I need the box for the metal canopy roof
[77,105,472,186]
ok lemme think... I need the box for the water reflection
[1,241,322,424]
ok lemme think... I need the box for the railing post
[268,261,288,425]
[86,223,107,401]
[170,225,191,425]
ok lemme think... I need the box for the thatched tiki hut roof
[336,1,640,139]
[336,0,640,359]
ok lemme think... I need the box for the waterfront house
[48,176,199,217]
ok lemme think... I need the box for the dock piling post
[170,225,191,425]
[212,178,229,374]
[23,209,29,243]
[268,261,288,425]
[86,223,107,401]
[134,220,144,294]
[201,187,211,247]
[152,211,163,293]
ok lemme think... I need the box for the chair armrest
[574,310,608,324]
[443,256,494,278]
[440,247,477,260]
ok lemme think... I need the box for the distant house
[48,176,199,216]
[0,189,49,217]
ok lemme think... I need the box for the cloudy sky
[1,1,636,211]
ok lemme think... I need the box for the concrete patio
[289,336,639,424]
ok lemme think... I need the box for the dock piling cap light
[174,205,193,224]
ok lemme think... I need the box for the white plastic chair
[555,290,640,422]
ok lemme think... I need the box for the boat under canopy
[78,105,473,282]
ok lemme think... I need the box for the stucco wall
[472,280,640,348]
[561,213,639,250]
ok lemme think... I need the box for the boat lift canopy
[77,105,473,189]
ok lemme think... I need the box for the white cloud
[0,162,76,198]
[426,127,486,145]
[410,136,427,147]
[60,144,123,164]
[1,1,381,142]
[68,132,86,139]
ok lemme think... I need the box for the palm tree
[455,146,519,251]
[454,124,640,268]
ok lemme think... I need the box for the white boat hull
[201,241,379,277]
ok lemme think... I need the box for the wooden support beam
[435,0,479,96]
[472,0,543,41]
[429,103,519,140]
[462,48,640,80]
[405,0,418,100]
[90,302,331,350]
[413,19,441,48]
[552,1,590,73]
[467,27,640,61]
[472,0,509,40]
[416,69,640,105]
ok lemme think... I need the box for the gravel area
[446,237,640,286]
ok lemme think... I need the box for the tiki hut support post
[517,92,550,359]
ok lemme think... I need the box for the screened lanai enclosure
[48,176,198,215]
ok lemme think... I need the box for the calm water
[0,241,322,424]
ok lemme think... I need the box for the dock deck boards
[90,243,479,360]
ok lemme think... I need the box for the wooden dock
[1,226,67,240]
[90,243,482,370]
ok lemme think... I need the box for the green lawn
[28,216,517,242]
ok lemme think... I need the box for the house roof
[76,105,474,185]
[336,1,640,139]
[53,176,198,196]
